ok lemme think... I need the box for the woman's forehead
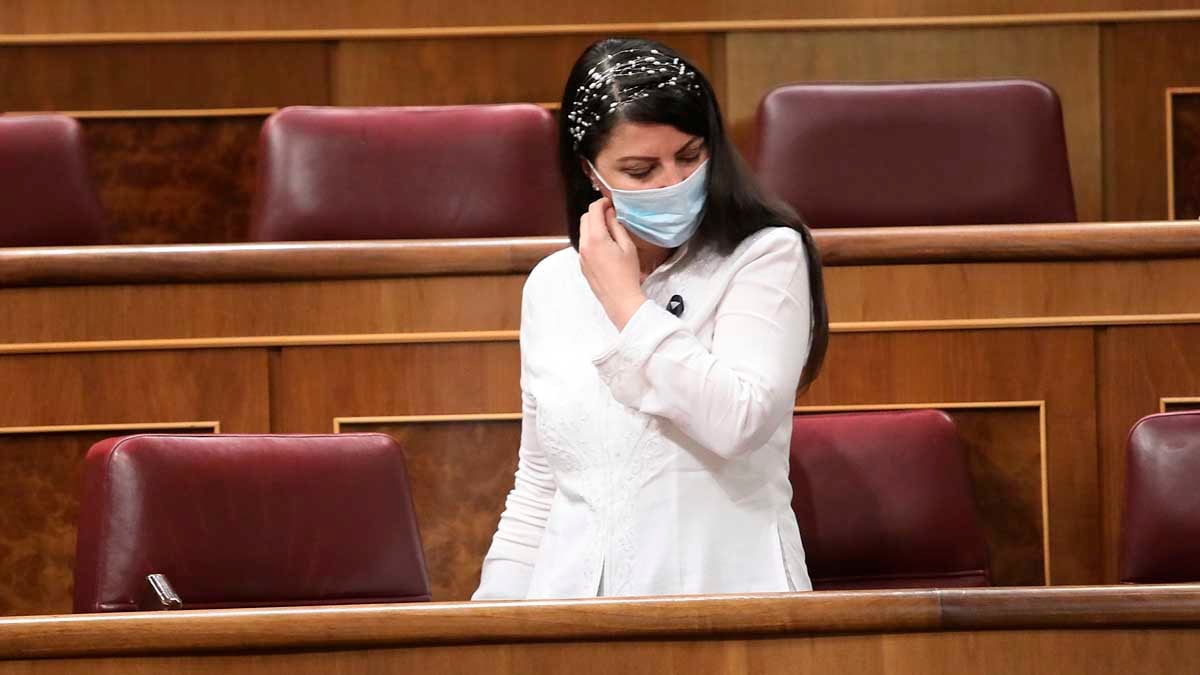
[598,121,701,160]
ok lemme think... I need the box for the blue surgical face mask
[588,159,709,248]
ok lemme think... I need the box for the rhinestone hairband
[565,48,703,149]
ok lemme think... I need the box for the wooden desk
[2,586,1200,674]
[2,221,1199,615]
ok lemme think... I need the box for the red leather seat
[790,410,991,589]
[1119,410,1200,584]
[74,434,430,612]
[0,114,108,246]
[249,105,565,241]
[753,80,1076,228]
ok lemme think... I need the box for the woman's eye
[625,169,652,179]
[678,153,701,163]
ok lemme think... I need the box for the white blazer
[472,226,814,600]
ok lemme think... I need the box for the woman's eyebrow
[617,138,703,162]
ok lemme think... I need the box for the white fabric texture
[472,226,814,600]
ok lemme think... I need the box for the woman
[472,37,829,600]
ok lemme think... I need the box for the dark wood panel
[954,408,1046,586]
[332,34,711,106]
[0,43,329,110]
[1169,89,1200,219]
[1,1,1198,33]
[82,115,264,244]
[1102,21,1200,221]
[0,426,215,617]
[340,420,520,602]
[1096,324,1200,581]
[1163,400,1200,412]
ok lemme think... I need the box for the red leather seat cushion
[754,80,1076,228]
[250,104,566,241]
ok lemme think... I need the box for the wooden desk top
[3,585,1200,661]
[2,220,1198,287]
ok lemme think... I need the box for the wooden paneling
[5,243,1200,347]
[1168,89,1200,219]
[1096,325,1200,581]
[824,258,1200,324]
[1,1,1199,34]
[271,344,522,433]
[0,424,215,616]
[0,350,269,429]
[954,408,1046,586]
[0,43,329,110]
[1162,398,1200,413]
[82,115,264,244]
[798,329,1098,584]
[0,275,526,344]
[339,419,520,601]
[1102,21,1200,221]
[723,24,1103,222]
[332,34,711,106]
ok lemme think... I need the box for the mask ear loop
[586,160,607,194]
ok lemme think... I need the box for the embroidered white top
[472,225,814,600]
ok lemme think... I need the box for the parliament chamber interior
[3,1,1200,673]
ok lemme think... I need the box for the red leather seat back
[790,410,991,589]
[1119,410,1200,583]
[74,434,430,612]
[753,80,1076,228]
[0,114,109,246]
[249,105,566,241]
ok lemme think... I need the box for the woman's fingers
[586,198,614,243]
[604,204,636,252]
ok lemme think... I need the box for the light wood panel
[1103,21,1200,221]
[1096,325,1200,581]
[1,2,1199,33]
[0,43,329,111]
[0,424,216,616]
[723,24,1103,222]
[823,258,1200,323]
[332,34,711,106]
[3,235,1200,346]
[338,419,520,601]
[272,343,522,432]
[0,350,269,429]
[0,276,527,344]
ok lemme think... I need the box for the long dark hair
[558,37,828,391]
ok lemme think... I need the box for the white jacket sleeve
[472,280,556,601]
[591,230,812,460]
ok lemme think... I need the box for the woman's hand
[579,197,646,331]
